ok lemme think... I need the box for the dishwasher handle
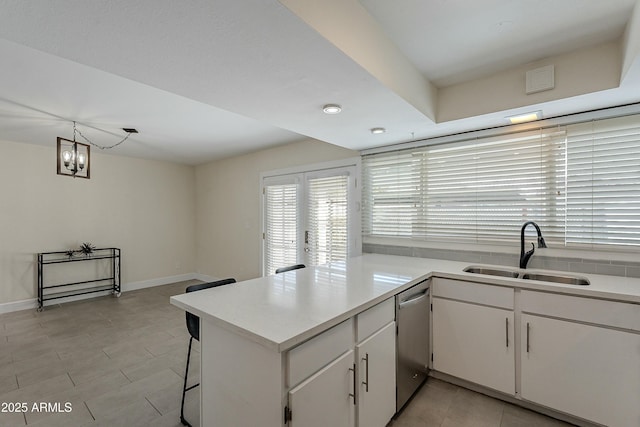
[398,289,429,308]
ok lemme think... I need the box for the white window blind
[264,181,298,275]
[363,129,566,244]
[306,174,349,266]
[361,151,421,237]
[566,116,640,247]
[424,129,566,243]
[363,113,640,249]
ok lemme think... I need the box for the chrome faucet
[520,221,547,269]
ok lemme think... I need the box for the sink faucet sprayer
[520,221,547,269]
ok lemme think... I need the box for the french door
[263,165,358,276]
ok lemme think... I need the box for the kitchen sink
[463,266,590,286]
[520,273,590,286]
[463,266,520,278]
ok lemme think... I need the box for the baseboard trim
[0,298,38,314]
[122,273,204,292]
[0,273,214,314]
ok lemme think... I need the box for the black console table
[37,248,121,311]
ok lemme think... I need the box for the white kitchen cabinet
[356,322,396,427]
[289,349,356,427]
[521,292,640,427]
[432,279,515,395]
[287,298,396,427]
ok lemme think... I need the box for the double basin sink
[463,266,590,286]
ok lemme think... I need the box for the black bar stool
[180,278,236,427]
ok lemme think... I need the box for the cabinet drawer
[433,278,514,309]
[287,318,354,388]
[356,298,394,342]
[521,290,640,331]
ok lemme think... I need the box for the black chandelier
[56,122,137,179]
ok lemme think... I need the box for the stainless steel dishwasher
[396,280,430,411]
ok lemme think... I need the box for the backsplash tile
[363,243,635,278]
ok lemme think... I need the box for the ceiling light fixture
[322,104,342,114]
[507,111,542,124]
[56,122,136,179]
[371,127,386,134]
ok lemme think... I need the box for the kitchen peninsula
[170,254,640,427]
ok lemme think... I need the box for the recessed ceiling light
[506,111,542,124]
[322,104,342,114]
[371,127,386,134]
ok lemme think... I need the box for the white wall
[195,139,358,281]
[438,41,622,122]
[0,139,196,305]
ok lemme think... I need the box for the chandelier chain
[72,121,131,150]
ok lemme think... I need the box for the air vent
[526,65,554,94]
[122,128,138,133]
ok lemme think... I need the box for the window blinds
[363,129,566,244]
[306,174,349,266]
[361,151,421,237]
[362,112,640,248]
[566,115,640,247]
[264,181,298,275]
[423,129,566,243]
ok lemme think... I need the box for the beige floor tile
[0,373,18,393]
[24,399,94,426]
[15,358,69,388]
[84,369,181,420]
[3,317,43,335]
[103,345,154,368]
[66,356,122,386]
[395,379,457,425]
[8,349,60,373]
[42,370,131,404]
[141,407,189,427]
[120,351,185,383]
[145,380,183,416]
[441,389,505,427]
[144,335,189,357]
[83,397,160,427]
[501,403,574,427]
[0,409,27,426]
[0,373,75,404]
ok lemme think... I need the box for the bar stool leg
[180,336,195,427]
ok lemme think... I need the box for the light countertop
[170,254,640,352]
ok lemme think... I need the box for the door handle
[505,317,509,348]
[362,353,369,392]
[526,322,530,353]
[348,363,356,405]
[398,290,429,308]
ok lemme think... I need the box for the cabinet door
[289,350,355,427]
[432,298,515,395]
[521,314,640,427]
[356,322,396,427]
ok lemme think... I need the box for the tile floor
[390,378,574,427]
[0,281,574,427]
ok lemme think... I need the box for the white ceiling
[0,0,639,165]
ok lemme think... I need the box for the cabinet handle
[362,353,369,392]
[348,363,356,405]
[505,318,509,348]
[526,322,530,353]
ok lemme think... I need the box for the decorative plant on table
[65,250,75,259]
[79,242,96,257]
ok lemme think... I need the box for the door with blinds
[263,166,356,276]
